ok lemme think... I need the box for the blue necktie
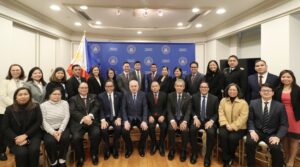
[200,96,206,121]
[108,94,114,121]
[176,95,182,120]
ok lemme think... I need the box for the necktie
[152,73,155,81]
[108,94,115,120]
[259,75,263,86]
[200,96,206,121]
[82,97,88,114]
[262,102,270,133]
[154,93,158,104]
[137,71,141,85]
[125,73,129,80]
[191,74,195,84]
[133,94,136,103]
[176,94,182,120]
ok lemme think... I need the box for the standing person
[41,88,70,167]
[170,67,183,93]
[106,68,119,92]
[246,83,288,167]
[223,55,247,97]
[274,70,300,167]
[117,62,131,94]
[87,66,105,95]
[98,80,123,159]
[147,81,168,156]
[130,61,146,91]
[247,60,279,101]
[205,60,226,100]
[69,82,101,167]
[67,64,86,98]
[2,87,42,167]
[122,80,148,158]
[146,63,159,92]
[46,67,68,100]
[184,61,205,95]
[0,64,26,160]
[189,81,219,165]
[219,83,249,167]
[167,79,192,162]
[24,67,47,104]
[157,66,172,94]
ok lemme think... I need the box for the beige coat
[218,97,249,131]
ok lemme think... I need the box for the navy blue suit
[146,72,159,92]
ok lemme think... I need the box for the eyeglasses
[260,89,272,93]
[105,85,114,87]
[200,86,209,89]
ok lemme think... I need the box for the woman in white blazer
[0,64,25,160]
[24,67,47,104]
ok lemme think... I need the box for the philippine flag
[67,35,89,78]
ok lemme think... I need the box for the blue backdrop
[86,42,195,79]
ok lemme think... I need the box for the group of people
[0,55,298,167]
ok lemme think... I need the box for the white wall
[289,14,300,79]
[239,28,261,58]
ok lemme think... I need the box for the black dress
[205,71,226,100]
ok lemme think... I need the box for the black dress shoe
[112,149,119,159]
[150,144,157,155]
[104,150,110,160]
[91,155,99,165]
[180,150,187,162]
[168,150,175,160]
[125,149,132,158]
[76,158,84,167]
[158,144,165,156]
[204,159,211,167]
[190,154,197,164]
[139,148,145,157]
[0,153,7,161]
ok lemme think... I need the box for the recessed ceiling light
[177,22,183,26]
[195,23,203,28]
[216,8,226,14]
[137,31,143,34]
[116,9,121,16]
[74,22,82,26]
[192,8,200,13]
[143,8,149,17]
[80,5,88,10]
[157,10,163,17]
[50,5,61,11]
[95,21,102,25]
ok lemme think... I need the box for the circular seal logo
[127,45,136,54]
[161,45,171,55]
[108,56,118,65]
[90,44,101,54]
[144,57,153,66]
[178,57,188,66]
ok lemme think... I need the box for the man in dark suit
[69,82,101,167]
[130,61,146,91]
[67,64,86,98]
[117,62,131,94]
[147,81,167,156]
[246,83,288,167]
[167,79,192,162]
[146,63,159,92]
[247,60,279,102]
[98,80,123,159]
[184,61,205,95]
[122,80,148,158]
[190,81,219,166]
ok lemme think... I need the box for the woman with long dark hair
[170,66,183,92]
[106,68,119,92]
[45,67,68,100]
[24,67,47,103]
[157,66,172,93]
[87,66,105,95]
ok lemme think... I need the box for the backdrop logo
[161,45,171,55]
[178,57,188,66]
[127,45,136,54]
[144,57,153,66]
[90,44,101,54]
[108,56,118,65]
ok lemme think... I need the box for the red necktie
[154,93,158,104]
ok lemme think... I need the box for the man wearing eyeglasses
[184,61,205,95]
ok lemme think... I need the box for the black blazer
[69,94,100,132]
[147,91,167,118]
[248,99,288,138]
[87,76,105,95]
[274,86,300,121]
[191,93,219,122]
[167,92,192,122]
[98,91,122,120]
[2,104,42,145]
[146,72,159,92]
[247,73,279,102]
[122,91,148,122]
[130,71,146,91]
[223,66,247,97]
[184,72,205,95]
[46,81,68,100]
[67,76,86,98]
[117,73,130,94]
[204,72,226,100]
[157,75,172,93]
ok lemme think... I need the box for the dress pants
[72,125,100,161]
[246,130,284,167]
[168,120,189,151]
[148,117,167,147]
[190,123,217,161]
[219,126,246,163]
[0,115,7,154]
[122,119,148,151]
[43,129,70,164]
[10,135,41,167]
[101,118,122,152]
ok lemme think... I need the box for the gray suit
[117,72,131,94]
[24,81,46,103]
[184,72,205,95]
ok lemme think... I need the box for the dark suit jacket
[130,71,146,91]
[122,91,148,122]
[87,76,105,95]
[274,86,300,121]
[191,93,219,122]
[167,92,192,122]
[46,81,68,100]
[147,91,167,118]
[117,73,130,94]
[247,73,279,102]
[248,99,288,138]
[69,94,100,132]
[67,76,86,98]
[98,91,122,120]
[223,66,247,97]
[157,75,172,93]
[146,72,159,92]
[184,72,205,95]
[2,104,42,145]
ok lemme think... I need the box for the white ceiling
[12,0,278,38]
